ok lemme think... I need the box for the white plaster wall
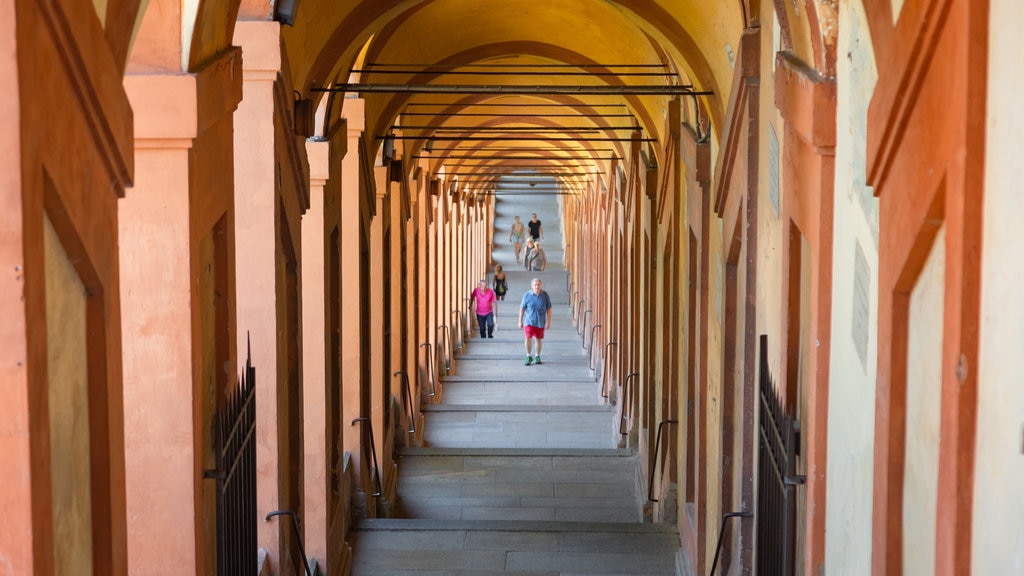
[824,2,879,573]
[973,0,1024,572]
[903,226,945,576]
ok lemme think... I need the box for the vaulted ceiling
[136,0,831,195]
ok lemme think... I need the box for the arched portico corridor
[4,1,1024,575]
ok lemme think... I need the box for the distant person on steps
[509,216,526,264]
[527,242,546,271]
[470,278,497,338]
[528,212,544,241]
[493,264,508,300]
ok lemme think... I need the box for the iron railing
[207,344,257,576]
[756,334,802,575]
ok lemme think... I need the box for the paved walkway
[350,192,680,575]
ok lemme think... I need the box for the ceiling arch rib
[348,0,684,182]
[284,0,743,150]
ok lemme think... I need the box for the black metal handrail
[578,309,592,337]
[350,417,382,497]
[418,342,437,397]
[437,325,452,373]
[617,371,639,417]
[709,512,753,576]
[265,509,313,576]
[573,296,583,322]
[586,323,601,351]
[595,341,616,374]
[566,272,571,292]
[648,419,678,502]
[451,310,464,350]
[393,370,416,434]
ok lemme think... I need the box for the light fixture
[424,137,435,153]
[383,134,396,161]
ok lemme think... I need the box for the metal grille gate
[212,349,257,575]
[756,334,799,575]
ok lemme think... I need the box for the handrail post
[392,371,416,434]
[597,341,617,380]
[451,310,463,350]
[708,512,753,576]
[418,343,437,396]
[648,419,678,502]
[578,309,591,337]
[264,510,313,576]
[617,371,639,422]
[586,323,601,351]
[437,325,451,373]
[350,417,382,497]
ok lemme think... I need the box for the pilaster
[301,139,330,562]
[232,19,286,568]
[339,97,369,507]
[121,45,242,576]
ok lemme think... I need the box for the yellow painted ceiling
[271,0,767,191]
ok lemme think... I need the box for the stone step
[420,406,619,450]
[393,451,640,523]
[351,519,679,576]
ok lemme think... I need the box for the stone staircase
[349,192,680,575]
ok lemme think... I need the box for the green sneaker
[534,356,542,365]
[525,356,533,366]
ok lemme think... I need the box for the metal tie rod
[315,84,714,96]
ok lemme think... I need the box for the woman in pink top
[470,278,498,338]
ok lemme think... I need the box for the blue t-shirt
[520,290,552,327]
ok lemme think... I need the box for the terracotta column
[339,97,367,496]
[369,164,388,510]
[232,19,285,565]
[121,48,242,575]
[302,139,330,561]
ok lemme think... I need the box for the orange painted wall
[1,1,133,573]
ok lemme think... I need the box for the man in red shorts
[518,277,552,365]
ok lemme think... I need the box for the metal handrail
[709,512,753,576]
[578,309,592,337]
[618,371,639,424]
[419,342,437,396]
[350,417,382,497]
[451,310,464,350]
[566,272,571,292]
[264,510,313,576]
[586,323,602,351]
[573,296,582,321]
[393,371,416,434]
[437,325,452,373]
[648,419,679,502]
[595,341,616,375]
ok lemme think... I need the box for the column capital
[124,48,243,144]
[233,20,282,79]
[307,140,330,187]
[343,97,365,134]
